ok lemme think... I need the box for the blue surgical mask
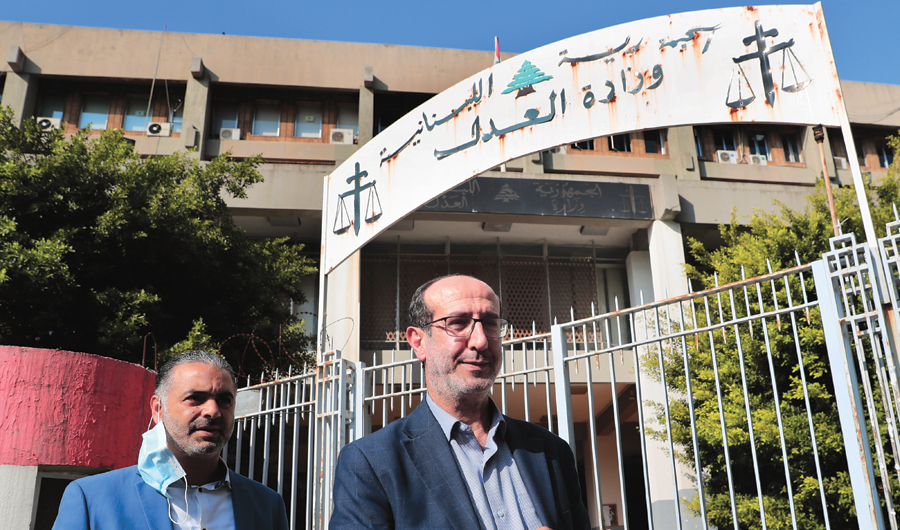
[138,420,186,497]
[137,419,190,524]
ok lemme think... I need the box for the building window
[123,98,150,131]
[171,105,183,133]
[294,104,323,138]
[78,95,110,130]
[608,134,631,152]
[748,133,769,160]
[212,101,239,138]
[644,130,665,154]
[854,136,866,166]
[570,139,595,151]
[252,102,281,137]
[877,142,894,169]
[336,106,359,138]
[38,95,66,119]
[694,128,703,157]
[713,130,736,152]
[781,133,802,163]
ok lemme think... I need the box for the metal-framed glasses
[425,316,510,338]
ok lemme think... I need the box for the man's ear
[150,394,161,425]
[407,326,427,362]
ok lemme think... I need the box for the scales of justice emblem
[333,162,382,236]
[726,20,811,108]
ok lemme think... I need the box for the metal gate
[230,226,900,530]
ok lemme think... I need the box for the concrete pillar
[182,57,211,158]
[2,72,38,126]
[629,220,702,530]
[648,220,688,299]
[0,465,39,529]
[322,250,360,362]
[668,126,701,181]
[358,66,375,147]
[625,250,653,307]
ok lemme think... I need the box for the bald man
[331,275,590,530]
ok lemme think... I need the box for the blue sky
[4,0,897,85]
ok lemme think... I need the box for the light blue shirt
[426,395,543,530]
[167,461,234,530]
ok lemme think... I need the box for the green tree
[0,107,317,378]
[652,131,900,529]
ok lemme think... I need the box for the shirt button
[498,510,505,518]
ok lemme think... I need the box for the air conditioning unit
[37,117,62,131]
[330,128,354,145]
[220,128,241,140]
[834,156,849,170]
[749,154,768,166]
[146,122,172,137]
[716,150,738,164]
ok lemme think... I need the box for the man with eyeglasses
[331,275,590,530]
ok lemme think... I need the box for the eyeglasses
[425,316,510,338]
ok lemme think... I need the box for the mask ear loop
[166,478,190,525]
[147,407,161,431]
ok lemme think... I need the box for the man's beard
[161,407,231,457]
[426,354,498,405]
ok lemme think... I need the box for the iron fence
[233,226,900,530]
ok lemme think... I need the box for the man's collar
[171,457,232,490]
[217,458,232,489]
[425,394,505,441]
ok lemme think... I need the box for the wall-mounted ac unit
[220,128,241,140]
[146,122,172,137]
[749,154,768,166]
[37,117,61,131]
[330,128,354,145]
[834,156,849,170]
[716,150,738,164]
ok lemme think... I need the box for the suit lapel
[401,405,484,530]
[230,471,255,530]
[133,472,175,529]
[506,419,554,528]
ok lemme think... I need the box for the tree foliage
[0,107,317,378]
[652,131,900,529]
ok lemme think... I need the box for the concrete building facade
[3,22,896,355]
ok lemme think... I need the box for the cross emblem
[337,162,376,236]
[733,21,795,106]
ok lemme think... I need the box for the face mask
[138,417,190,524]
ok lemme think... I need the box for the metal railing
[227,368,316,530]
[234,226,900,530]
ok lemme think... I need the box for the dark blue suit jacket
[330,403,590,530]
[52,465,288,529]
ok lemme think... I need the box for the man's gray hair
[154,350,237,399]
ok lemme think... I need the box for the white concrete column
[625,250,653,307]
[632,220,702,530]
[648,220,689,299]
[321,250,361,362]
[0,465,39,529]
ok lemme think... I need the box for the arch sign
[322,3,847,274]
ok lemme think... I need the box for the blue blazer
[330,403,590,530]
[53,465,288,529]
